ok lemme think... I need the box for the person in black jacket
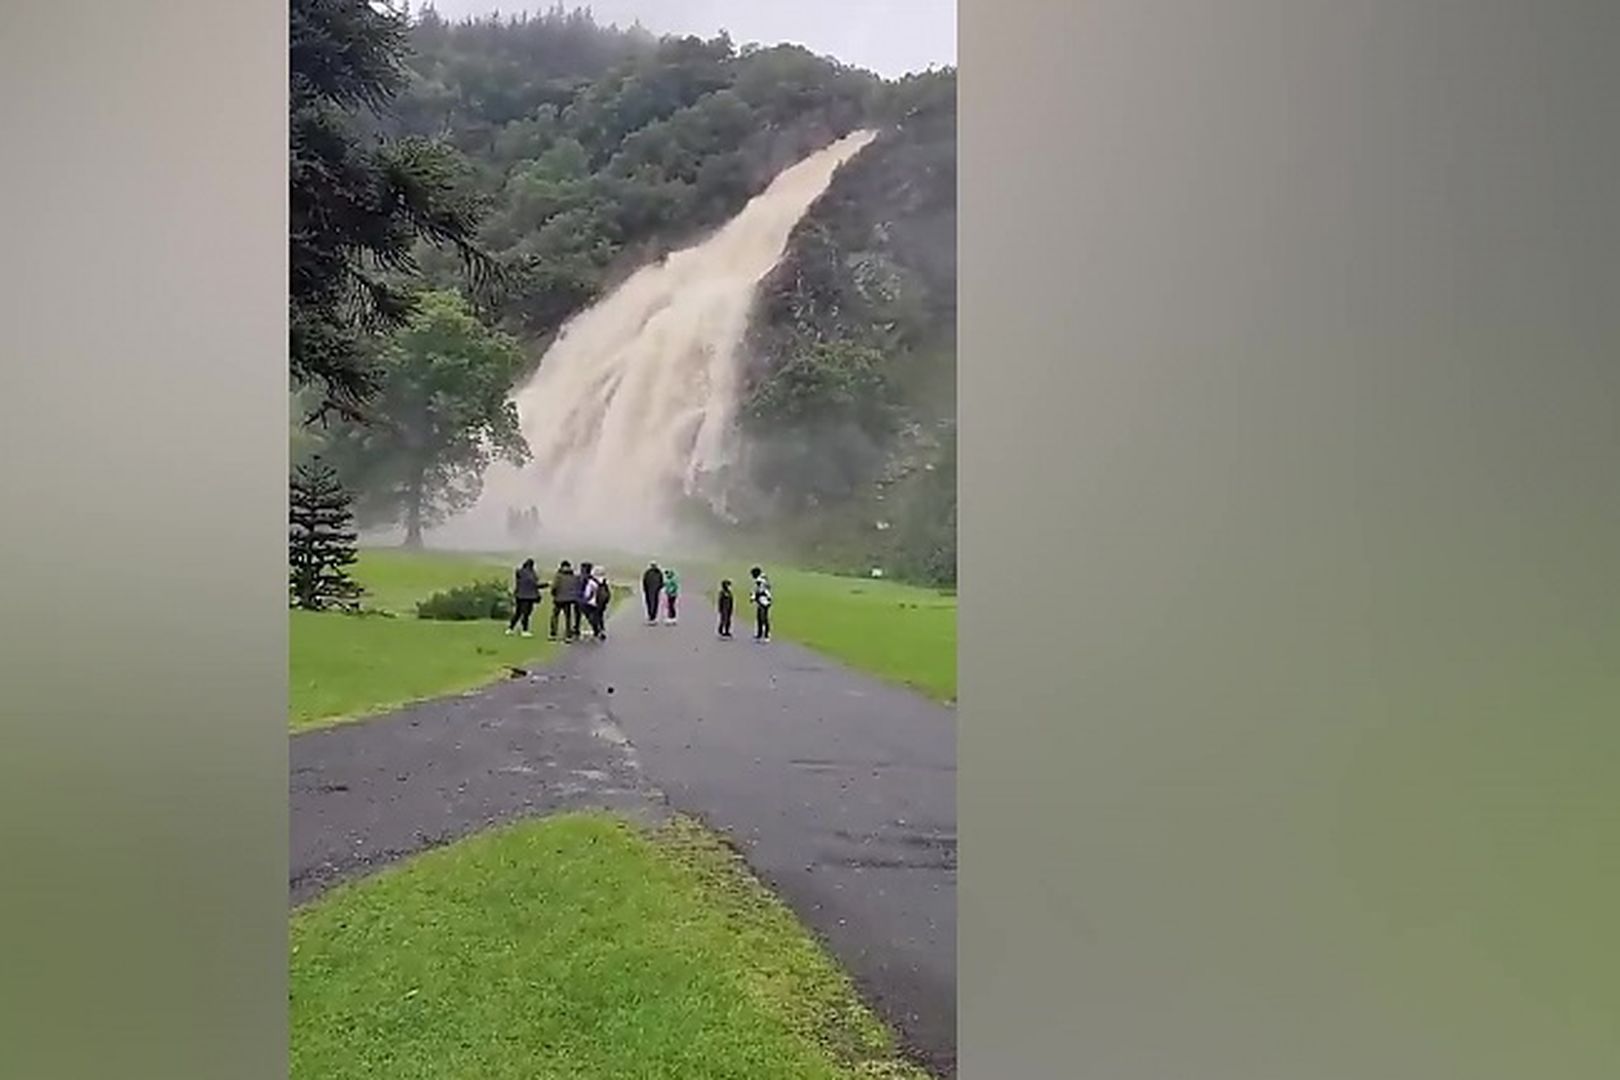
[717,578,735,638]
[506,558,545,637]
[548,560,578,641]
[641,562,663,624]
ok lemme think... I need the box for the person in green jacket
[662,566,680,624]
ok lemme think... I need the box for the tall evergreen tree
[289,459,364,610]
[290,0,495,421]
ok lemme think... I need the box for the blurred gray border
[2,2,287,1077]
[962,1,1618,1076]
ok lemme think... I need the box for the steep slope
[736,70,957,584]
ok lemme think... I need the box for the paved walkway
[289,603,957,1075]
[290,662,663,905]
[569,610,957,1075]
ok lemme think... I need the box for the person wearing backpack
[749,566,772,642]
[584,566,611,640]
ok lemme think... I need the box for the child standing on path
[662,566,680,624]
[717,578,735,638]
[749,566,772,642]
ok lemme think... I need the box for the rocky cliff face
[733,70,957,584]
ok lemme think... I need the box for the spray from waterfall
[437,129,876,555]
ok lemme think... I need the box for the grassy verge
[291,813,928,1080]
[752,568,956,703]
[289,548,558,733]
[289,611,559,733]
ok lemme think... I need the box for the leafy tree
[321,291,530,547]
[290,0,494,421]
[289,459,364,610]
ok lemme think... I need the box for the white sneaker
[521,631,533,638]
[504,628,514,636]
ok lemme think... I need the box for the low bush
[416,580,513,621]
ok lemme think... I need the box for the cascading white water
[439,129,876,554]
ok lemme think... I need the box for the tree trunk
[404,473,425,549]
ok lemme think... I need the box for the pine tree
[289,459,364,611]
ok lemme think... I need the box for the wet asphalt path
[289,658,663,906]
[570,607,958,1076]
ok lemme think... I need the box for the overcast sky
[420,0,956,78]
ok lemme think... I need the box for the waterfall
[438,129,876,555]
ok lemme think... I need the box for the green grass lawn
[349,547,513,614]
[289,548,558,732]
[291,813,928,1080]
[752,568,957,703]
[289,610,560,732]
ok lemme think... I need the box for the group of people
[719,567,773,641]
[505,558,614,642]
[642,561,773,641]
[504,557,774,642]
[639,562,681,625]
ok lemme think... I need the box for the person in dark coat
[641,562,663,624]
[506,558,544,637]
[549,560,579,641]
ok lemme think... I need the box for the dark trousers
[755,604,771,639]
[584,603,605,638]
[665,593,678,619]
[509,598,536,632]
[644,589,659,621]
[549,600,573,639]
[718,601,733,636]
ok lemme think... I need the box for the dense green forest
[383,6,887,343]
[298,3,956,584]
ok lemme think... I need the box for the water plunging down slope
[450,129,877,554]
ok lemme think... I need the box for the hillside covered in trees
[738,70,956,584]
[306,3,956,584]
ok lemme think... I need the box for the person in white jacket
[749,566,772,642]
